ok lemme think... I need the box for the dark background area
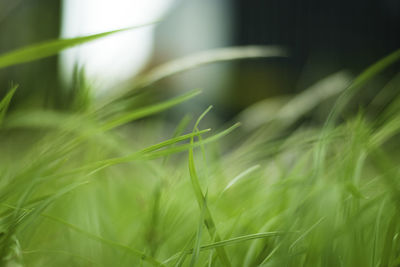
[228,0,400,111]
[0,0,399,114]
[0,0,61,109]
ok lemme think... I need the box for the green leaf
[314,48,400,180]
[134,46,287,89]
[195,232,283,252]
[145,123,240,159]
[188,107,232,267]
[325,48,400,129]
[45,128,212,180]
[190,194,207,267]
[0,22,157,69]
[174,234,196,267]
[97,46,287,108]
[164,232,283,264]
[102,89,201,130]
[0,84,18,125]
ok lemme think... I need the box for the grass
[0,25,400,266]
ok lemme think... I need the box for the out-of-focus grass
[0,26,400,267]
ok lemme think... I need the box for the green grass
[0,26,400,266]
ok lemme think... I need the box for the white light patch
[60,0,174,94]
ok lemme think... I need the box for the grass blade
[188,108,232,267]
[162,114,193,165]
[173,234,196,267]
[190,194,208,267]
[165,232,283,263]
[0,84,18,125]
[146,123,240,159]
[313,48,400,180]
[0,181,89,264]
[222,165,260,193]
[134,46,287,89]
[325,48,400,127]
[197,232,283,252]
[98,46,287,108]
[42,129,212,179]
[0,22,157,69]
[102,89,201,130]
[238,71,351,131]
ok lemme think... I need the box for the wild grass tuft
[0,26,399,266]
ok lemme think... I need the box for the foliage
[0,25,399,266]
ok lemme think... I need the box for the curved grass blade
[190,194,208,267]
[325,48,400,128]
[222,165,260,193]
[0,181,89,264]
[23,124,238,198]
[370,105,400,147]
[43,128,211,180]
[194,106,213,180]
[162,114,193,165]
[97,46,287,108]
[289,217,325,251]
[174,234,196,267]
[0,22,157,69]
[188,107,232,267]
[164,232,284,264]
[314,48,400,178]
[134,46,287,89]
[259,244,281,266]
[72,123,239,177]
[238,71,351,131]
[18,181,90,232]
[145,123,240,159]
[74,122,240,176]
[197,232,283,252]
[0,84,18,125]
[144,115,194,260]
[102,89,201,130]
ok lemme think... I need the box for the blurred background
[0,0,399,121]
